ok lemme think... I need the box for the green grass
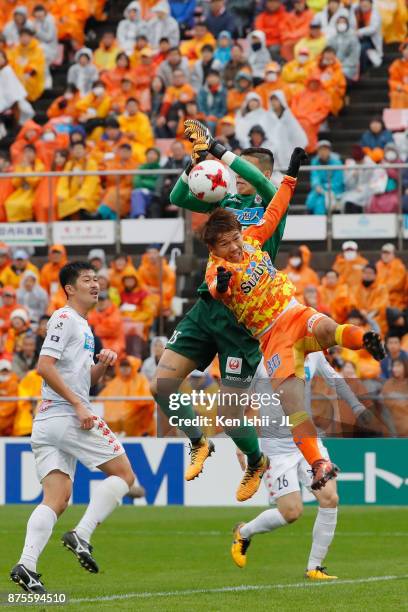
[1,506,407,611]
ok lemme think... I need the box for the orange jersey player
[204,148,385,490]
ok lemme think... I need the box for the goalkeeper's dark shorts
[166,292,261,387]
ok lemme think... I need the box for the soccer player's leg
[232,456,303,568]
[216,301,269,501]
[312,316,385,360]
[150,299,218,480]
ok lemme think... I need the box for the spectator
[46,84,80,120]
[328,15,361,81]
[97,143,135,219]
[94,31,121,71]
[158,68,196,136]
[109,253,138,292]
[120,267,159,337]
[254,0,287,60]
[101,53,134,94]
[256,63,290,108]
[290,75,331,152]
[0,250,39,290]
[227,0,255,37]
[132,48,156,112]
[10,120,43,164]
[118,98,154,155]
[56,141,100,219]
[247,125,273,151]
[360,117,394,163]
[67,48,98,96]
[35,126,69,171]
[303,284,330,314]
[305,139,344,214]
[0,243,10,275]
[247,30,272,82]
[352,263,389,334]
[141,336,168,381]
[283,245,319,302]
[4,308,32,354]
[35,314,49,354]
[353,0,383,72]
[268,90,308,171]
[8,27,46,102]
[313,46,347,116]
[92,117,126,162]
[152,36,171,68]
[180,21,216,61]
[96,269,120,306]
[389,40,408,108]
[222,43,250,90]
[170,0,196,35]
[131,147,161,218]
[318,269,354,323]
[88,292,126,356]
[153,140,189,217]
[294,18,327,60]
[235,93,269,148]
[0,50,34,127]
[0,359,19,436]
[3,6,32,46]
[197,70,227,131]
[157,47,190,86]
[214,30,232,66]
[206,0,237,39]
[176,99,206,143]
[191,44,222,91]
[281,47,315,99]
[40,245,67,297]
[33,149,69,222]
[280,0,314,62]
[15,367,42,436]
[339,144,381,213]
[368,143,400,213]
[137,246,176,316]
[381,335,408,379]
[87,249,106,272]
[129,34,150,67]
[0,286,22,335]
[376,245,407,310]
[99,356,155,437]
[150,75,167,124]
[382,359,408,436]
[51,0,91,48]
[386,308,408,341]
[317,0,355,39]
[11,333,37,379]
[0,154,13,221]
[378,0,407,44]
[16,271,48,324]
[32,4,58,87]
[5,144,44,222]
[333,240,368,290]
[341,309,381,379]
[149,1,180,49]
[216,116,241,151]
[226,70,253,113]
[116,1,147,55]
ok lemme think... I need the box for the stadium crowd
[0,0,407,219]
[0,239,405,439]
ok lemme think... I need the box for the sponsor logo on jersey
[307,313,323,332]
[54,321,63,330]
[50,335,60,342]
[266,353,281,376]
[225,206,264,226]
[240,254,276,294]
[84,333,95,351]
[226,356,242,374]
[59,313,69,319]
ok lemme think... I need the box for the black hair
[125,97,138,105]
[33,4,46,12]
[159,37,169,43]
[23,144,36,153]
[71,139,86,148]
[20,27,34,36]
[240,147,274,170]
[59,262,95,297]
[105,116,120,129]
[322,45,336,54]
[118,142,132,150]
[201,44,215,53]
[364,263,376,273]
[39,314,51,322]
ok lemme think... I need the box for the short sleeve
[40,311,74,360]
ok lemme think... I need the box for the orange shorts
[260,304,327,385]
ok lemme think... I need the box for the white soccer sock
[75,476,129,543]
[307,507,338,570]
[19,504,57,572]
[240,508,287,539]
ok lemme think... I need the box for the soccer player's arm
[206,260,232,302]
[317,353,366,417]
[242,175,296,246]
[169,171,217,214]
[90,349,117,385]
[220,151,277,202]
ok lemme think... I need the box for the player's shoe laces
[10,564,46,594]
[61,530,99,573]
[311,459,339,490]
[236,454,270,501]
[185,437,215,481]
[363,331,386,361]
[305,566,338,580]
[231,523,251,568]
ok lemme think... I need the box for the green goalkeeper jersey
[169,152,287,293]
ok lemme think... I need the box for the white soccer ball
[188,159,230,203]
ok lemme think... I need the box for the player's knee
[319,490,339,508]
[281,503,303,523]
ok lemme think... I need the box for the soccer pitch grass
[0,506,407,611]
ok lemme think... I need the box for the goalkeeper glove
[184,119,227,161]
[286,147,308,179]
[216,266,232,293]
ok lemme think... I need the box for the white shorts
[31,415,125,482]
[264,442,330,504]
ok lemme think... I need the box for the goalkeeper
[151,121,286,502]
